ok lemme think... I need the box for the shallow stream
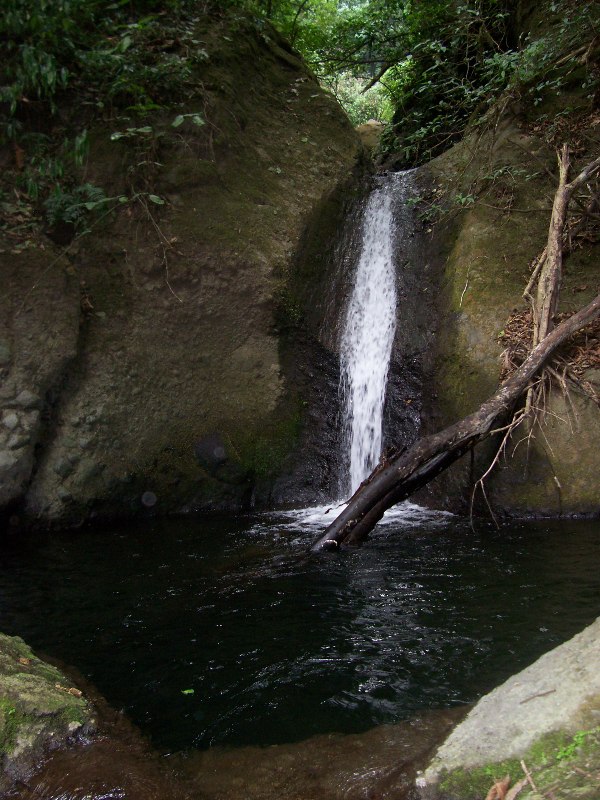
[1,505,599,798]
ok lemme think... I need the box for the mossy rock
[0,633,96,794]
[422,726,600,800]
[420,108,600,516]
[419,619,600,799]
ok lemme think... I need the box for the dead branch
[532,146,600,346]
[312,145,600,551]
[311,295,600,551]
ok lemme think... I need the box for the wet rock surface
[13,708,463,800]
[0,633,95,795]
[0,12,364,526]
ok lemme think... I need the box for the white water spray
[341,173,404,495]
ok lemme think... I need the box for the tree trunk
[311,294,600,552]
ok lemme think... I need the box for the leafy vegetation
[323,73,392,125]
[230,0,599,164]
[0,0,210,236]
[1,0,598,238]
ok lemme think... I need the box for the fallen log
[311,293,600,552]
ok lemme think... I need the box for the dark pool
[0,504,599,755]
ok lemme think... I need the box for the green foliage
[0,0,208,142]
[555,727,600,762]
[0,0,88,118]
[375,0,598,164]
[324,73,392,125]
[229,0,598,164]
[110,125,155,142]
[171,112,205,128]
[14,130,89,201]
[44,182,107,230]
[76,14,207,112]
[2,0,598,231]
[0,0,212,242]
[454,193,476,208]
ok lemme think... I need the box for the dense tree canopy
[236,0,598,163]
[0,0,597,218]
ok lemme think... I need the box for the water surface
[1,505,598,759]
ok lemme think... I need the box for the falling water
[341,172,405,495]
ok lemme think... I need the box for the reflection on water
[0,505,599,798]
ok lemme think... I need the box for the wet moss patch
[0,633,95,794]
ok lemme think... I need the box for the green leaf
[148,194,165,205]
[172,115,185,128]
[181,688,194,695]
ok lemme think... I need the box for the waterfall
[340,172,406,495]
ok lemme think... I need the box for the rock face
[0,12,364,526]
[414,108,600,516]
[355,120,385,151]
[418,617,600,799]
[0,633,95,794]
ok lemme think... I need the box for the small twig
[554,43,589,68]
[523,248,548,304]
[137,197,184,303]
[161,246,183,304]
[520,760,538,793]
[478,202,551,214]
[519,688,556,704]
[505,777,528,800]
[572,766,593,779]
[459,269,470,307]
[470,406,530,526]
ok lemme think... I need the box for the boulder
[0,11,365,526]
[418,617,600,798]
[0,633,95,794]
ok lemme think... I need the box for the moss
[0,698,24,755]
[6,637,35,662]
[234,405,303,482]
[422,107,600,515]
[0,632,95,795]
[437,727,600,799]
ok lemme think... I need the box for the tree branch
[311,295,600,552]
[311,146,600,552]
